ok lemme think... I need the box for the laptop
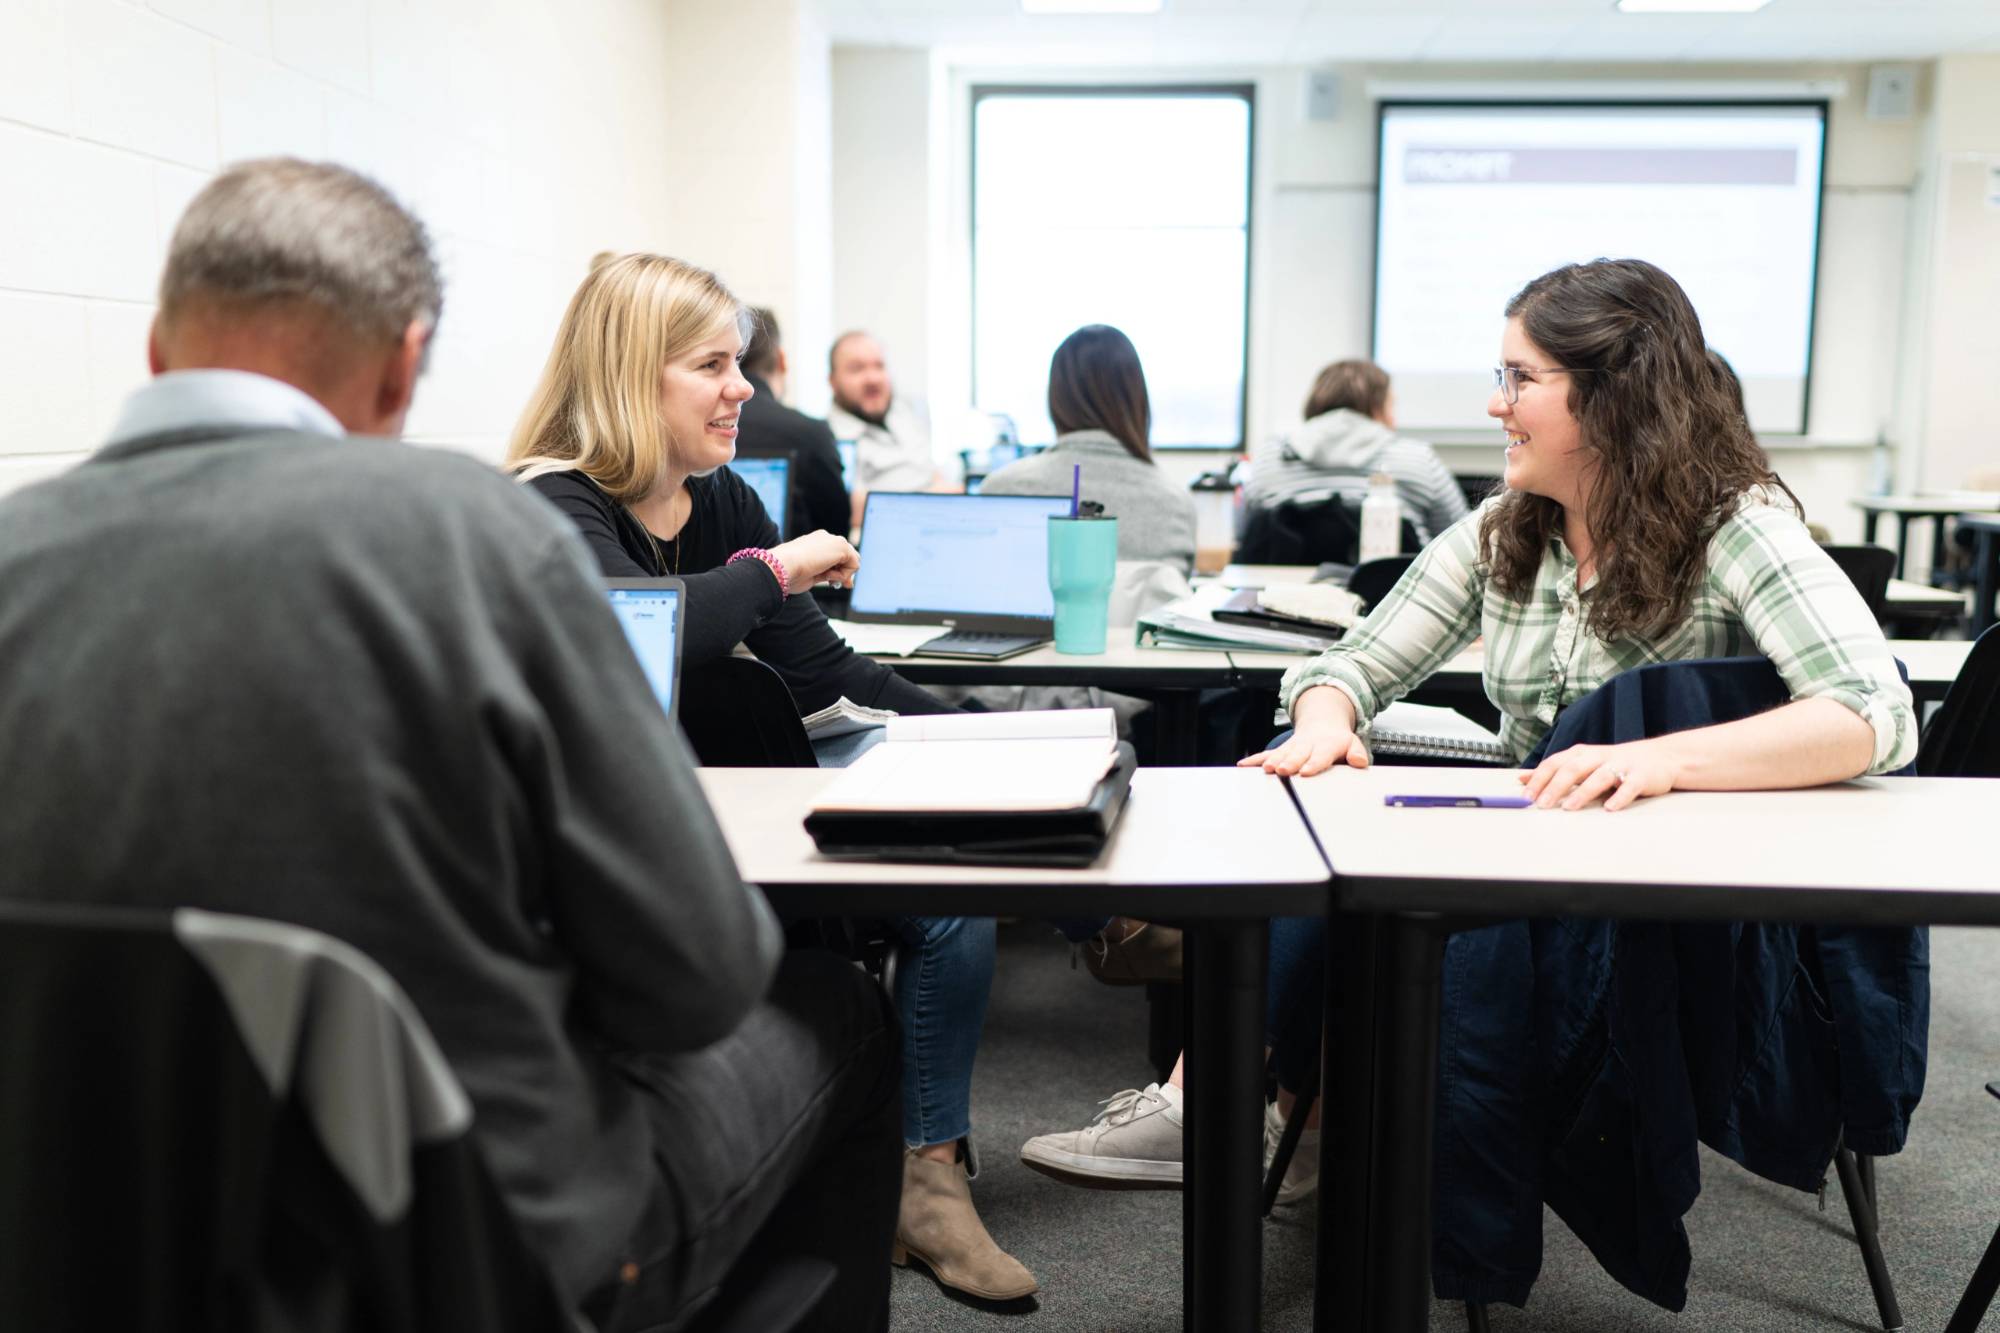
[726,453,792,537]
[604,577,687,723]
[847,492,1074,660]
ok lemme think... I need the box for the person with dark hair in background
[740,307,854,538]
[1246,356,1468,543]
[979,323,1197,574]
[0,160,902,1333]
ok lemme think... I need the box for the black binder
[802,743,1137,868]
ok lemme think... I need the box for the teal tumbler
[1047,514,1118,654]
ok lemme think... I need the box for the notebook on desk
[604,577,686,724]
[726,453,792,537]
[803,709,1135,866]
[846,492,1075,660]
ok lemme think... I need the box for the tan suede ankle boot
[892,1144,1038,1302]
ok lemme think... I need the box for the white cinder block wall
[0,0,687,495]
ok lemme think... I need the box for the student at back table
[1245,357,1468,544]
[1019,256,1917,1201]
[979,323,1197,576]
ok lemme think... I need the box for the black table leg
[1316,912,1382,1332]
[1183,919,1269,1332]
[1895,515,1912,580]
[1370,914,1449,1331]
[1974,529,1998,636]
[1864,510,1882,548]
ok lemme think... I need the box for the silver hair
[159,158,442,344]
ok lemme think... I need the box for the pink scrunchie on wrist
[726,547,789,596]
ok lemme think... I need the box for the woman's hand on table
[1520,738,1677,812]
[1238,685,1369,778]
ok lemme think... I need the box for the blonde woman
[506,254,1038,1307]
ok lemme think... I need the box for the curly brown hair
[1480,259,1799,641]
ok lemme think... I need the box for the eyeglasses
[1492,364,1592,406]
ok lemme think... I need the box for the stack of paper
[824,619,950,657]
[800,696,898,739]
[812,709,1119,814]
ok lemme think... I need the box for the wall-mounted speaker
[1305,69,1340,122]
[1866,64,1917,121]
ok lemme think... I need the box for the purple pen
[1385,794,1534,809]
[1069,463,1081,518]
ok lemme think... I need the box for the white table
[697,767,1331,1333]
[1228,638,1971,710]
[1288,764,2000,1331]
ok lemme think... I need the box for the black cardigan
[527,468,948,716]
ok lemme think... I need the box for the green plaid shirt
[1281,497,1919,773]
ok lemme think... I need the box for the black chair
[1918,625,2000,778]
[679,656,818,767]
[1239,496,1421,567]
[1822,543,1899,622]
[1347,555,1416,613]
[0,900,578,1333]
[1945,1082,2000,1333]
[0,900,833,1333]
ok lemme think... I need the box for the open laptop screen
[604,578,685,724]
[726,456,791,536]
[850,492,1073,625]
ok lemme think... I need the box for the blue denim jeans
[1266,915,1325,1095]
[888,914,997,1148]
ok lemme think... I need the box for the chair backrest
[1918,624,2000,777]
[1237,496,1362,565]
[0,901,574,1333]
[1820,544,1897,621]
[1346,555,1417,612]
[679,656,818,767]
[1238,496,1420,567]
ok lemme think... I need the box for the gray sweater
[1246,408,1468,543]
[979,430,1198,574]
[0,426,781,1301]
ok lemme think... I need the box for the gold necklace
[635,489,684,576]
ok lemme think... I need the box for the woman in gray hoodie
[1246,358,1469,544]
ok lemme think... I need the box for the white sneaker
[1263,1098,1319,1206]
[1020,1083,1184,1190]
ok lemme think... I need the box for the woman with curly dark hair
[1015,259,1919,1201]
[1246,256,1916,802]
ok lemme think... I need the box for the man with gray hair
[0,159,898,1331]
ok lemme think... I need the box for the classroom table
[874,640,1240,763]
[1959,512,2000,636]
[695,766,1332,1333]
[1852,493,2000,580]
[1227,638,1972,710]
[1288,764,2000,1332]
[1225,563,1965,633]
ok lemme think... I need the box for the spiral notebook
[1367,702,1511,763]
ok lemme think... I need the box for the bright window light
[1021,0,1165,12]
[1615,0,1772,12]
[972,88,1253,450]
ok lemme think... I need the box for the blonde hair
[506,253,749,501]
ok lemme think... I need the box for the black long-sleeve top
[527,467,948,716]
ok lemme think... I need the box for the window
[972,86,1254,451]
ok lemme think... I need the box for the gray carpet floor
[888,920,2000,1331]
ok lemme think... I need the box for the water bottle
[1359,471,1402,563]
